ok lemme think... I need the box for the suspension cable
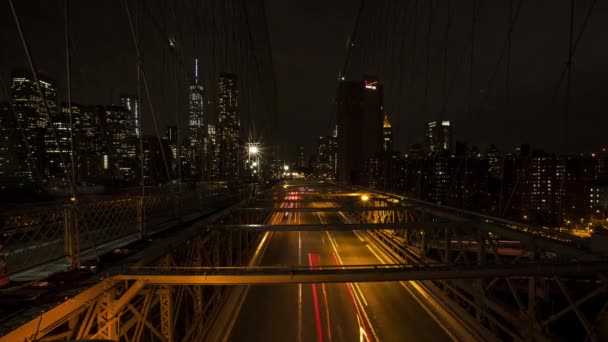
[8,0,77,199]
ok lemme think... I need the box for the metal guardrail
[347,184,592,250]
[0,183,251,277]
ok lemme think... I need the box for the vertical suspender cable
[64,0,75,188]
[564,0,574,149]
[340,1,365,80]
[467,0,478,119]
[8,0,77,198]
[135,0,146,227]
[441,0,452,116]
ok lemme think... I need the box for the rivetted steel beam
[236,206,417,212]
[114,262,608,285]
[250,199,356,204]
[207,223,445,231]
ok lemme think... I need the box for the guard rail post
[137,196,145,238]
[63,204,79,267]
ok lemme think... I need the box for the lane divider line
[309,252,324,342]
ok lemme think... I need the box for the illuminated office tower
[204,124,220,179]
[120,94,140,137]
[425,120,452,155]
[188,59,205,178]
[10,69,58,184]
[383,114,393,152]
[101,105,138,182]
[296,145,305,168]
[217,72,240,179]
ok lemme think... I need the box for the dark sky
[1,1,607,161]
[265,0,357,155]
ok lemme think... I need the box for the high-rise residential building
[425,120,452,155]
[217,72,240,179]
[383,114,393,152]
[486,144,502,177]
[336,76,384,184]
[555,155,596,224]
[188,59,205,178]
[10,69,59,184]
[120,94,140,137]
[513,150,558,225]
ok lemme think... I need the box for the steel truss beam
[251,198,352,204]
[114,263,608,284]
[237,205,416,212]
[207,223,445,231]
[343,184,608,341]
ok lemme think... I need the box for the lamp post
[247,143,261,178]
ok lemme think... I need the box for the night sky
[1,1,607,160]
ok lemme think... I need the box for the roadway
[228,189,450,341]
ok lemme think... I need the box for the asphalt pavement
[229,196,450,342]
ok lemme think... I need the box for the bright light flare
[360,194,369,202]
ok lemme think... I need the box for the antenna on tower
[195,58,199,83]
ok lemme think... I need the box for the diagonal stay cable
[124,0,172,184]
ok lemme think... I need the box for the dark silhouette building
[425,120,452,155]
[336,76,384,184]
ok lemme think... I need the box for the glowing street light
[284,165,290,171]
[246,142,261,178]
[248,145,259,155]
[360,194,369,202]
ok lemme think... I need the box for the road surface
[229,192,450,341]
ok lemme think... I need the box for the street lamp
[246,142,261,178]
[248,145,259,156]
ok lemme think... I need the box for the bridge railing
[347,184,591,250]
[0,182,251,278]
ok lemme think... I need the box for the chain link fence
[0,182,250,277]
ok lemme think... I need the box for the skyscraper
[314,135,338,180]
[120,94,140,137]
[100,105,138,182]
[296,145,305,168]
[383,114,393,152]
[217,72,240,179]
[164,125,178,177]
[188,59,205,178]
[336,76,384,184]
[204,124,219,180]
[76,104,103,183]
[10,69,59,184]
[425,120,452,155]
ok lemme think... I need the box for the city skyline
[1,1,607,157]
[1,3,607,341]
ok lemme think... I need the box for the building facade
[188,59,205,179]
[120,94,140,137]
[217,72,240,179]
[425,120,452,155]
[336,76,384,184]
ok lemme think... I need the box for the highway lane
[229,194,450,341]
